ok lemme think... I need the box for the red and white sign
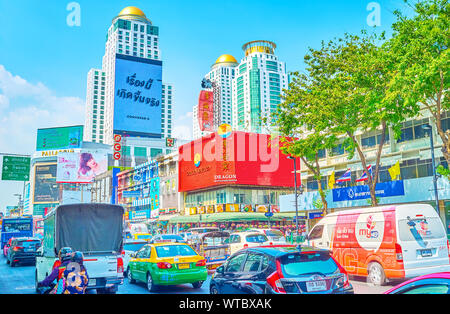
[198,90,214,132]
[113,134,122,160]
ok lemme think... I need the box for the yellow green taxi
[127,242,208,292]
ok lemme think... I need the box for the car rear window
[265,230,284,237]
[155,245,197,258]
[398,217,446,241]
[246,234,269,243]
[124,242,146,252]
[18,240,40,248]
[279,252,338,277]
[162,235,184,241]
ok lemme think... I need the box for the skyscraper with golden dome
[84,7,175,166]
[193,54,238,139]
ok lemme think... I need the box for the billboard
[178,131,298,192]
[114,54,162,138]
[34,163,59,204]
[56,151,108,183]
[36,126,83,151]
[198,90,214,132]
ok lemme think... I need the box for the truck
[35,203,125,294]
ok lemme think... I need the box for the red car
[384,272,450,294]
[3,238,14,257]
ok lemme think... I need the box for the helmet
[71,251,84,264]
[58,247,74,262]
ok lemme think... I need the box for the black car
[6,237,41,267]
[210,245,354,294]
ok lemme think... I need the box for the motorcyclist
[62,251,89,294]
[51,247,73,270]
[37,247,74,293]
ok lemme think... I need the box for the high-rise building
[232,40,288,134]
[193,54,238,139]
[84,6,175,165]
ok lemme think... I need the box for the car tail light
[447,240,450,259]
[395,243,403,262]
[196,259,206,267]
[266,260,286,294]
[121,250,125,257]
[157,262,173,269]
[331,256,350,288]
[243,244,248,249]
[269,242,273,246]
[117,257,124,273]
[13,246,23,252]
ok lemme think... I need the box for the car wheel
[127,267,135,284]
[210,284,219,294]
[6,258,10,265]
[368,262,386,286]
[192,281,203,289]
[146,273,158,292]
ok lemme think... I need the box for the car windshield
[398,217,446,242]
[162,235,184,241]
[124,242,146,252]
[155,245,197,258]
[279,252,338,277]
[203,236,229,246]
[265,230,284,237]
[246,234,269,243]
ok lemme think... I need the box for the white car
[122,239,147,276]
[247,229,288,244]
[226,232,271,255]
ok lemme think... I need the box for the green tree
[277,32,415,206]
[388,0,449,166]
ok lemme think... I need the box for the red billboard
[178,131,300,192]
[198,90,214,132]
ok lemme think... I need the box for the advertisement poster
[207,205,215,214]
[36,126,83,151]
[256,205,268,213]
[242,204,253,212]
[114,54,162,138]
[189,207,197,215]
[199,206,206,214]
[149,178,160,211]
[57,151,108,183]
[225,204,240,212]
[198,90,214,132]
[216,204,224,213]
[34,164,59,204]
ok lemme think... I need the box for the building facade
[232,40,289,134]
[84,6,174,156]
[193,54,238,139]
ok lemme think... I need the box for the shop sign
[225,204,239,212]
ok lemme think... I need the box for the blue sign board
[309,212,324,219]
[122,190,142,198]
[114,54,162,138]
[265,212,274,218]
[332,180,405,202]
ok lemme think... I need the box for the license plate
[421,249,432,257]
[178,263,190,269]
[88,279,97,286]
[306,280,327,292]
[25,248,33,252]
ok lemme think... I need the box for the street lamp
[287,156,301,237]
[422,124,440,214]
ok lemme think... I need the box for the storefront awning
[168,212,297,224]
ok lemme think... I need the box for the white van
[307,203,450,285]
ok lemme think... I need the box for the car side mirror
[216,266,225,274]
[37,247,44,257]
[130,252,136,258]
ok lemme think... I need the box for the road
[0,254,397,294]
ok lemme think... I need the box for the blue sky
[0,0,411,212]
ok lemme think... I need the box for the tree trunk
[300,155,328,213]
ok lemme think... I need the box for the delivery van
[307,204,450,285]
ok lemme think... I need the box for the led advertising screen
[56,151,108,183]
[36,126,83,151]
[33,163,59,204]
[114,54,162,138]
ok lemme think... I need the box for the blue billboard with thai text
[114,54,162,138]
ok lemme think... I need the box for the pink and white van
[308,204,450,285]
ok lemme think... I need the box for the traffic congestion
[1,203,449,295]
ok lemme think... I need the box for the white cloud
[173,124,193,141]
[0,65,85,155]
